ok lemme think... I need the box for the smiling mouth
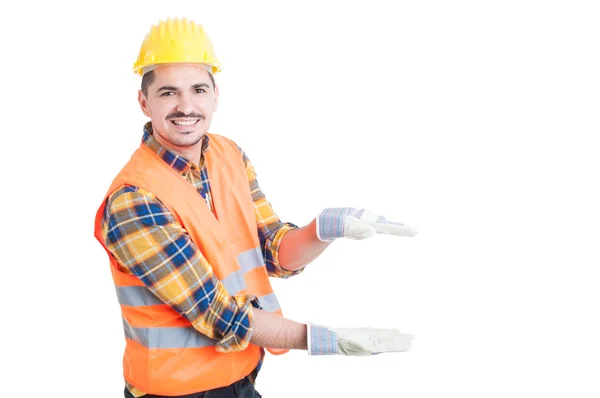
[170,119,200,126]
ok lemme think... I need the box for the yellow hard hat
[133,17,221,76]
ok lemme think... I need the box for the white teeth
[172,120,197,126]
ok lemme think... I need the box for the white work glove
[316,207,418,242]
[308,324,414,356]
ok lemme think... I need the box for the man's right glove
[307,324,415,356]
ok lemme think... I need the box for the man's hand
[316,207,418,242]
[308,324,414,356]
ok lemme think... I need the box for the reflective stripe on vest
[123,317,217,348]
[224,247,264,294]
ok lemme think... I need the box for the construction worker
[94,17,417,398]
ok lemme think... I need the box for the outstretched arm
[238,144,417,275]
[251,308,413,356]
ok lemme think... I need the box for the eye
[160,91,175,97]
[195,88,206,94]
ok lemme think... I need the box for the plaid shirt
[99,123,302,396]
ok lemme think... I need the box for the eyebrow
[157,85,179,92]
[157,83,211,92]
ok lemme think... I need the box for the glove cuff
[316,207,355,242]
[308,324,339,355]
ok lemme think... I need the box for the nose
[176,93,193,115]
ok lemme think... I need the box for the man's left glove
[316,207,418,242]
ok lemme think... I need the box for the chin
[175,132,204,146]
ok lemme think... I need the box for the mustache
[166,112,205,120]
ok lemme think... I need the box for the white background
[2,1,599,397]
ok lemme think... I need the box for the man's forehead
[152,64,212,80]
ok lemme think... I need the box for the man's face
[138,64,219,149]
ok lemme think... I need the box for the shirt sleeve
[236,145,306,279]
[101,185,257,353]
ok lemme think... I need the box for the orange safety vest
[93,133,288,396]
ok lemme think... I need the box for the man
[94,17,417,398]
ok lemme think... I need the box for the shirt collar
[142,122,210,175]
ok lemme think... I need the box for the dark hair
[141,70,156,97]
[141,68,216,97]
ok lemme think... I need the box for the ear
[138,90,151,118]
[213,84,220,112]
